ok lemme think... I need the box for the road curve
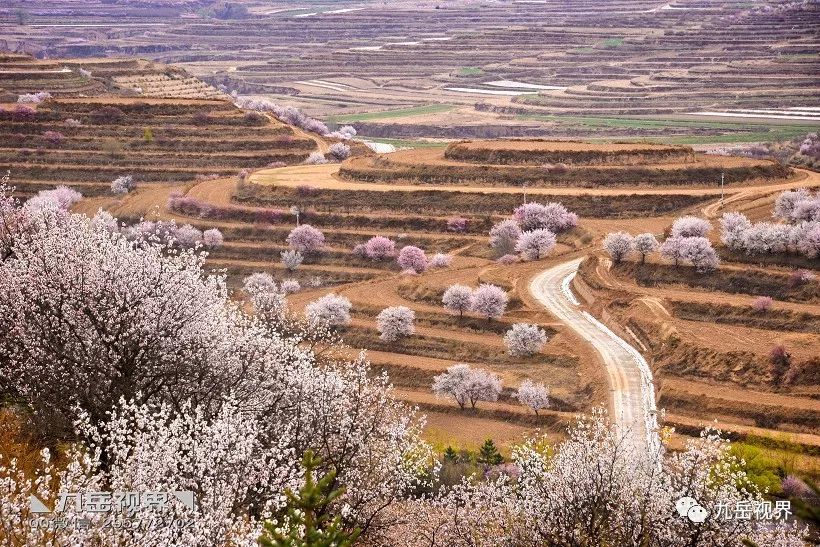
[530,258,660,454]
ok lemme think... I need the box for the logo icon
[676,496,709,523]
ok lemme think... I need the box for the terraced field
[1,51,818,469]
[3,0,815,141]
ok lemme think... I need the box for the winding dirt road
[530,258,660,454]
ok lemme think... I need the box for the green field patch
[357,136,449,149]
[456,67,484,76]
[601,38,624,48]
[329,104,455,123]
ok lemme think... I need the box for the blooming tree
[774,188,810,221]
[243,272,277,295]
[442,284,473,317]
[364,236,396,260]
[513,202,578,232]
[660,236,686,266]
[432,364,502,409]
[671,216,712,238]
[173,223,203,249]
[280,278,301,294]
[515,229,556,260]
[471,284,508,321]
[397,245,428,273]
[203,228,224,248]
[603,232,633,263]
[720,211,752,251]
[42,130,65,145]
[328,142,351,161]
[516,379,550,415]
[377,306,416,342]
[110,174,136,195]
[305,293,352,327]
[24,185,82,212]
[304,151,328,165]
[429,253,453,268]
[632,233,659,264]
[279,249,305,272]
[504,323,548,357]
[679,236,720,272]
[489,219,522,256]
[446,217,468,233]
[752,296,773,312]
[287,224,325,254]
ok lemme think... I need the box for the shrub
[89,106,125,125]
[397,246,428,273]
[42,130,65,145]
[768,345,792,386]
[203,228,224,249]
[64,118,82,127]
[328,143,351,161]
[305,151,329,165]
[471,284,508,321]
[12,104,36,121]
[442,285,473,317]
[110,175,136,196]
[296,185,318,197]
[280,279,301,294]
[376,306,415,342]
[671,216,712,238]
[603,232,633,263]
[143,127,154,143]
[516,229,556,260]
[17,91,51,103]
[632,233,659,264]
[287,224,325,254]
[489,219,522,256]
[280,249,304,271]
[504,323,548,357]
[429,253,452,268]
[497,254,519,265]
[446,217,468,233]
[751,296,773,312]
[305,293,352,327]
[364,236,396,260]
[788,269,817,287]
[243,111,267,125]
[352,243,367,258]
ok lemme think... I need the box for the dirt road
[530,258,660,454]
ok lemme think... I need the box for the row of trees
[432,364,550,415]
[721,209,819,259]
[489,201,579,260]
[604,216,720,272]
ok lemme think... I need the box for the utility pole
[290,205,300,226]
[720,172,725,205]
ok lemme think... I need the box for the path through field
[530,258,660,454]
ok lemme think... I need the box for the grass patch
[601,38,624,48]
[329,104,454,123]
[456,67,484,76]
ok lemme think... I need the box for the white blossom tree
[110,174,136,195]
[305,293,352,327]
[243,272,277,295]
[281,249,304,271]
[471,284,508,321]
[632,233,659,264]
[442,284,473,317]
[603,232,633,263]
[720,211,752,251]
[516,379,550,415]
[671,215,712,238]
[679,236,720,272]
[429,253,453,268]
[660,236,686,267]
[377,306,416,342]
[515,229,556,260]
[513,202,578,233]
[504,323,548,357]
[203,228,224,248]
[432,364,502,409]
[489,219,522,256]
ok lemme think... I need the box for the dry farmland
[1,0,817,143]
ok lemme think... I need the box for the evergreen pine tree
[259,450,360,547]
[443,446,458,463]
[476,439,503,465]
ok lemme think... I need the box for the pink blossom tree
[471,284,508,321]
[515,229,556,260]
[751,296,773,312]
[446,217,468,233]
[513,202,578,233]
[442,284,473,317]
[203,228,224,248]
[632,233,659,264]
[377,306,416,342]
[287,224,325,254]
[397,245,428,273]
[42,130,65,145]
[364,236,396,260]
[504,323,548,356]
[24,185,82,212]
[516,379,550,415]
[489,219,522,256]
[603,232,633,263]
[671,216,712,238]
[432,364,502,409]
